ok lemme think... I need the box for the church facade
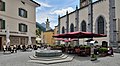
[58,0,120,47]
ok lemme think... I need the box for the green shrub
[99,47,108,53]
[91,54,97,61]
[91,54,97,58]
[85,46,90,49]
[80,46,85,48]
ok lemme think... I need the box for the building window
[70,23,74,32]
[0,0,5,11]
[21,1,25,5]
[18,8,27,18]
[19,23,27,32]
[0,19,5,29]
[97,16,104,34]
[81,20,86,32]
[62,26,65,33]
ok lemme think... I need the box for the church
[58,0,120,47]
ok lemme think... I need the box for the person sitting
[13,45,17,53]
[3,45,6,53]
[41,45,44,50]
[10,45,14,53]
[8,46,11,52]
[108,47,114,56]
[47,45,51,50]
[22,45,26,51]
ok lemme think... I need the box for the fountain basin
[35,50,62,57]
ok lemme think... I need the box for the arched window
[97,16,104,34]
[62,26,65,33]
[81,20,86,32]
[70,23,74,32]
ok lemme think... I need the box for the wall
[92,0,109,45]
[0,0,36,37]
[116,0,120,45]
[59,0,110,46]
[60,17,67,34]
[0,0,38,48]
[43,31,54,45]
[78,7,88,31]
[69,12,76,31]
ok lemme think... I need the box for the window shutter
[19,24,21,31]
[25,25,27,32]
[3,2,5,11]
[0,19,2,29]
[25,11,27,18]
[1,20,5,29]
[19,8,21,16]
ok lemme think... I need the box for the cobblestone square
[0,51,120,66]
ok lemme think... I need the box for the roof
[30,0,40,6]
[45,29,54,32]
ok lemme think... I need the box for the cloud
[93,0,98,2]
[33,0,52,7]
[50,7,74,16]
[40,2,52,7]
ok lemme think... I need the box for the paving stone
[0,51,120,66]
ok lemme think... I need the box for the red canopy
[63,40,71,42]
[53,31,107,38]
[55,38,65,41]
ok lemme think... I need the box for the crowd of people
[2,44,114,57]
[3,44,38,53]
[3,44,17,53]
[2,44,52,53]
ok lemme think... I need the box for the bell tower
[80,0,91,8]
[46,18,50,31]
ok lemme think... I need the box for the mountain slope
[36,22,46,31]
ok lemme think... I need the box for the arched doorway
[81,20,86,32]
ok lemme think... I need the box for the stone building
[58,0,120,47]
[0,0,40,50]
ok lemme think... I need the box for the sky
[34,0,98,29]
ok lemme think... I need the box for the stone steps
[28,54,74,64]
[29,54,68,61]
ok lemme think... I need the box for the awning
[89,41,98,44]
[55,38,65,41]
[53,31,107,38]
[85,39,94,42]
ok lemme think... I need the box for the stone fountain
[28,49,74,64]
[35,50,62,57]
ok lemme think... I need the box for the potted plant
[99,47,108,57]
[85,46,91,56]
[91,54,97,61]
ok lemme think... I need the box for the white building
[58,0,120,47]
[0,0,40,50]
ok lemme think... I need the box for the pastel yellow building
[41,18,57,45]
[43,30,54,45]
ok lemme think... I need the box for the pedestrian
[3,44,6,53]
[108,47,114,56]
[47,45,51,50]
[13,45,17,53]
[11,45,14,53]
